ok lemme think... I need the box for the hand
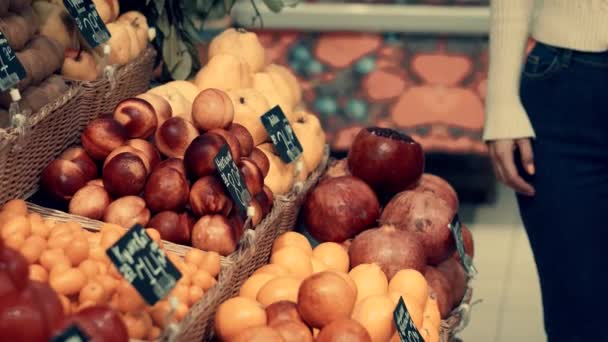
[488,138,536,196]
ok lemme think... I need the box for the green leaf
[156,9,171,35]
[183,16,201,41]
[152,0,165,16]
[162,27,179,71]
[170,42,193,80]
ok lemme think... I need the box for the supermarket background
[199,1,545,340]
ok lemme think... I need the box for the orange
[311,256,329,274]
[239,273,277,300]
[423,294,442,330]
[271,232,312,256]
[215,296,267,340]
[256,276,301,307]
[253,264,289,277]
[389,269,429,308]
[387,291,424,330]
[352,294,396,342]
[312,242,349,272]
[349,263,388,303]
[270,246,313,279]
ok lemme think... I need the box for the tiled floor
[456,183,547,342]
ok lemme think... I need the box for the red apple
[113,98,158,139]
[147,211,194,245]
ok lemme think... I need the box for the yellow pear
[292,112,326,175]
[194,54,252,91]
[208,28,266,73]
[227,88,271,145]
[258,143,295,195]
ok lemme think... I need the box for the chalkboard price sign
[214,144,252,218]
[0,30,26,92]
[449,214,476,276]
[260,106,303,163]
[63,0,111,48]
[394,296,424,342]
[51,324,89,342]
[106,224,182,306]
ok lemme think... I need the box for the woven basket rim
[0,84,82,140]
[78,47,157,89]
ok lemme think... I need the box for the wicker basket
[279,146,331,236]
[440,286,474,342]
[78,47,157,116]
[0,48,157,206]
[0,84,83,204]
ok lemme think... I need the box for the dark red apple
[147,211,194,245]
[189,176,232,217]
[143,165,189,213]
[183,132,227,180]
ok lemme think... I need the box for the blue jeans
[517,42,608,341]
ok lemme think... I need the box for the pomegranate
[347,127,424,198]
[348,225,427,279]
[424,266,453,319]
[316,319,372,342]
[303,176,380,243]
[410,173,459,212]
[438,258,468,307]
[380,190,456,265]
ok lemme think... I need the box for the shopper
[485,1,608,341]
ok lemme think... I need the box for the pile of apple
[213,231,443,342]
[33,0,151,81]
[0,199,221,341]
[142,27,327,195]
[302,127,475,321]
[39,27,327,257]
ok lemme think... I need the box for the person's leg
[517,45,608,341]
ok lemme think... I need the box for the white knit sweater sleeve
[483,0,536,141]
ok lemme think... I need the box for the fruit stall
[0,1,478,341]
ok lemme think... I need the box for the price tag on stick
[394,296,424,342]
[63,0,111,48]
[214,144,252,219]
[106,224,182,306]
[0,30,26,92]
[449,214,477,277]
[51,324,89,342]
[260,106,303,164]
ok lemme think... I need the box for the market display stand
[0,8,479,340]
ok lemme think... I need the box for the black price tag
[51,324,89,342]
[63,0,111,48]
[0,31,26,92]
[394,296,424,342]
[260,106,303,163]
[449,214,476,276]
[106,224,182,306]
[214,144,251,218]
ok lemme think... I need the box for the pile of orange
[214,231,441,342]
